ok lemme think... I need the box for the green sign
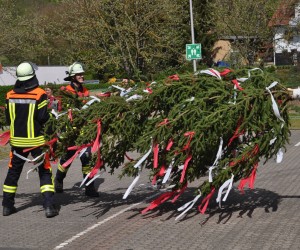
[186,43,202,60]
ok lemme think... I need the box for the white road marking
[295,142,300,147]
[53,193,159,249]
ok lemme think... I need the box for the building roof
[268,0,298,27]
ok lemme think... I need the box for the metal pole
[189,0,197,72]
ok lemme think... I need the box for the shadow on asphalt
[0,184,288,223]
[129,187,284,224]
[0,178,159,219]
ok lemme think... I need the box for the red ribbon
[89,149,104,179]
[125,153,134,161]
[68,109,73,122]
[158,118,169,126]
[229,144,259,167]
[0,131,10,146]
[228,117,244,147]
[141,191,175,214]
[97,92,111,97]
[231,79,244,91]
[152,165,166,185]
[198,188,216,214]
[166,139,173,151]
[153,143,159,169]
[171,184,187,203]
[23,137,58,154]
[91,120,102,153]
[219,68,232,76]
[183,131,195,151]
[180,154,192,183]
[238,163,258,193]
[145,88,153,94]
[62,143,93,167]
[168,74,180,81]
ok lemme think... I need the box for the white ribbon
[133,147,152,168]
[237,68,263,82]
[216,174,234,208]
[266,82,285,163]
[266,81,284,123]
[228,84,238,105]
[292,88,300,99]
[197,68,221,80]
[80,172,91,188]
[111,85,133,97]
[276,148,283,163]
[162,161,174,184]
[123,171,141,199]
[13,151,45,163]
[81,96,101,110]
[122,146,152,199]
[85,169,105,186]
[175,193,201,221]
[111,85,125,92]
[78,147,88,158]
[26,161,44,179]
[208,137,223,182]
[13,151,46,179]
[126,94,143,102]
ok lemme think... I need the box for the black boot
[85,183,99,197]
[3,206,17,216]
[45,205,58,218]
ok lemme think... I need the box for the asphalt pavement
[0,131,300,250]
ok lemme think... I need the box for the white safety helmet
[16,62,36,81]
[68,62,85,76]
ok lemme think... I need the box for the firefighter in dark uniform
[54,62,99,197]
[2,62,58,218]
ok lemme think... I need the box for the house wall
[273,3,300,65]
[0,66,68,86]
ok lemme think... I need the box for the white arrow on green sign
[186,43,202,60]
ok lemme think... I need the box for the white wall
[0,66,68,86]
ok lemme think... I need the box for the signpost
[186,43,202,60]
[189,0,198,72]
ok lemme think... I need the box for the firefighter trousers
[2,146,55,208]
[55,146,92,181]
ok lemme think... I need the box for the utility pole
[189,0,197,72]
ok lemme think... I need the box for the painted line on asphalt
[295,142,300,146]
[53,192,159,249]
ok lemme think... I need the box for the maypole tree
[0,67,291,219]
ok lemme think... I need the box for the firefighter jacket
[5,79,50,148]
[65,82,89,97]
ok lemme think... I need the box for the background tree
[208,0,281,67]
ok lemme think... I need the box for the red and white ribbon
[198,68,221,80]
[198,188,216,214]
[209,137,223,182]
[216,174,234,208]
